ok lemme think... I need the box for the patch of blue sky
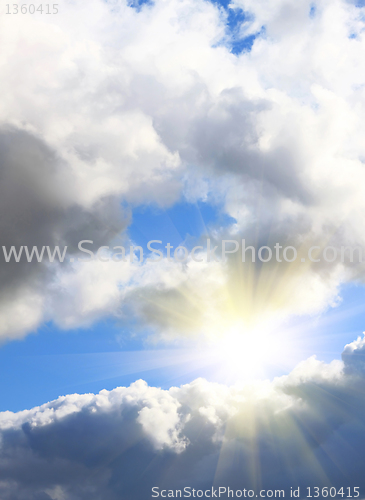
[210,0,231,8]
[309,282,365,360]
[127,199,236,254]
[230,33,258,55]
[226,6,246,32]
[0,316,160,411]
[128,0,152,11]
[0,318,215,412]
[209,0,262,55]
[227,10,261,55]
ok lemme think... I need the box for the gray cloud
[0,127,129,340]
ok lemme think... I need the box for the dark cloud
[0,127,129,340]
[0,340,364,499]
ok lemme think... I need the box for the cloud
[0,128,129,340]
[43,237,344,342]
[0,338,364,499]
[1,0,365,341]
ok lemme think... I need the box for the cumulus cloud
[1,0,365,341]
[0,128,129,340]
[0,338,364,499]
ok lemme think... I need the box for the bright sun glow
[200,320,294,383]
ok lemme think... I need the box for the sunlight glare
[205,320,291,382]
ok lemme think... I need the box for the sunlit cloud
[1,336,365,498]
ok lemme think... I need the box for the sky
[1,0,365,498]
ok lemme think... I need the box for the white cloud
[0,0,365,340]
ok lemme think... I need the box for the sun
[201,320,293,382]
